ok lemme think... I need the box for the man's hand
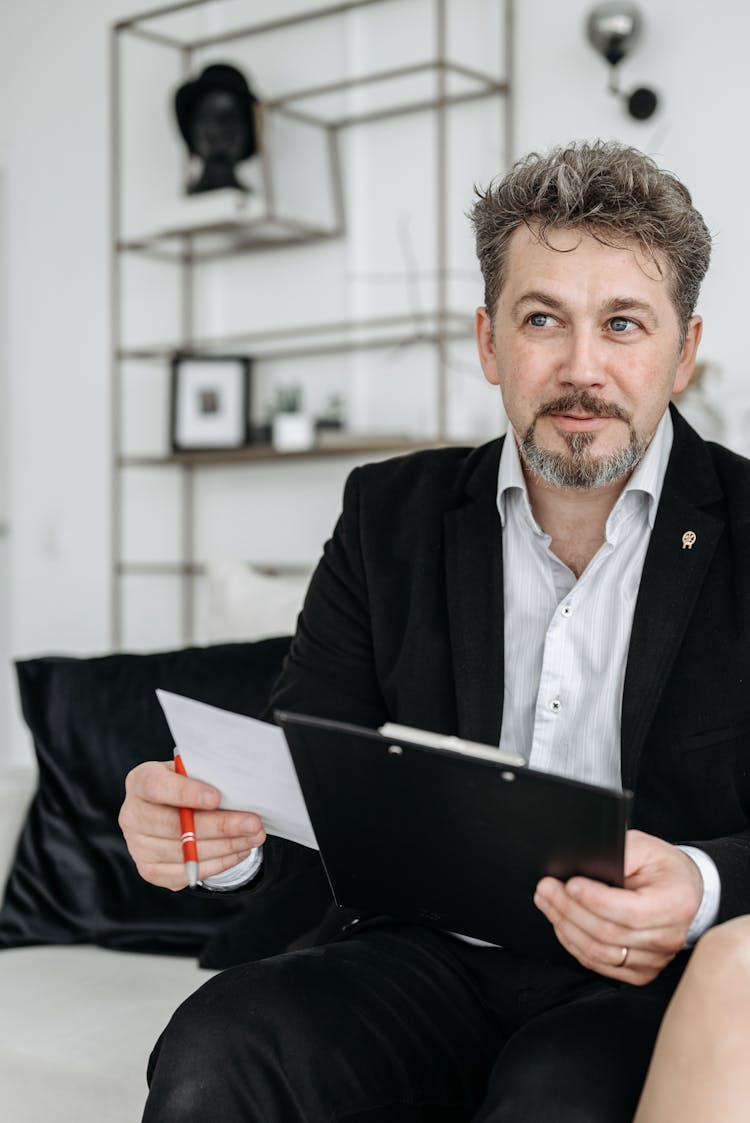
[534,829,704,985]
[118,760,266,891]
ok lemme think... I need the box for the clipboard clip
[379,723,526,767]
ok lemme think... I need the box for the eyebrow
[512,290,660,325]
[600,296,660,324]
[512,290,566,314]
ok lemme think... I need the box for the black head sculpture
[174,63,260,194]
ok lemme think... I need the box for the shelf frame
[119,434,469,468]
[117,309,475,362]
[110,0,514,649]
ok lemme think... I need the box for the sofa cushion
[0,945,214,1123]
[0,638,291,955]
[0,767,36,891]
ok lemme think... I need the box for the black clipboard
[276,710,632,960]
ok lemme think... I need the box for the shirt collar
[496,408,674,532]
[617,407,673,529]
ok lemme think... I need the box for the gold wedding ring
[616,945,629,967]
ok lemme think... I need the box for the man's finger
[565,876,648,925]
[125,760,222,811]
[535,878,687,958]
[536,893,673,983]
[137,849,257,892]
[535,890,628,965]
[128,829,265,866]
[195,808,265,842]
[559,875,665,930]
[120,797,264,844]
[535,878,630,941]
[536,877,661,944]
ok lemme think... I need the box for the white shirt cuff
[199,846,264,891]
[678,845,721,946]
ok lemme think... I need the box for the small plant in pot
[271,385,314,452]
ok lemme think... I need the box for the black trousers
[142,924,680,1122]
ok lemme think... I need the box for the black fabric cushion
[0,638,291,955]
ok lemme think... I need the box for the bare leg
[633,916,750,1123]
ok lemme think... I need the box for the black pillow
[0,637,291,955]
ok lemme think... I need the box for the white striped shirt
[497,411,672,787]
[495,409,718,942]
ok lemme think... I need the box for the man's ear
[475,306,501,386]
[672,315,703,395]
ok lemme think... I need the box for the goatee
[518,391,648,489]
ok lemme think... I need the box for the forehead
[500,224,671,306]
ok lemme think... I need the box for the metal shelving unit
[116,309,476,363]
[110,0,514,647]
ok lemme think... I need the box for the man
[120,140,750,1121]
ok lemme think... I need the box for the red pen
[173,749,199,887]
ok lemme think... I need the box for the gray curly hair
[470,140,712,341]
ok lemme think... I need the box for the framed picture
[170,355,251,452]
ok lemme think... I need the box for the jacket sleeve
[258,465,388,896]
[688,833,750,923]
[267,465,388,729]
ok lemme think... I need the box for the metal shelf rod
[117,560,313,577]
[266,60,504,113]
[117,311,474,360]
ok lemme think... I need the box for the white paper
[156,690,318,850]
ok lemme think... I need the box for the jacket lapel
[444,439,505,745]
[620,408,724,790]
[440,414,725,774]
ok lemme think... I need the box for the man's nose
[558,329,607,389]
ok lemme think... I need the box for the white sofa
[0,574,312,1122]
[0,766,213,1123]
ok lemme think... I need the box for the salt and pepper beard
[518,391,649,490]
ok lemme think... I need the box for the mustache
[535,391,632,425]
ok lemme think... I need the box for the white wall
[0,0,748,764]
[0,0,154,764]
[512,0,750,452]
[0,169,9,765]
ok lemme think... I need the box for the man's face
[475,225,702,489]
[191,90,249,163]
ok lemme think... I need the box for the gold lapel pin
[682,531,697,550]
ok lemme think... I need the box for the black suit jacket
[261,405,750,944]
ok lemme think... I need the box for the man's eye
[528,313,552,327]
[609,317,635,333]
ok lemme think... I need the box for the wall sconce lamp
[585,3,658,120]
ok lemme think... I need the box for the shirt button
[549,698,562,713]
[561,605,572,617]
